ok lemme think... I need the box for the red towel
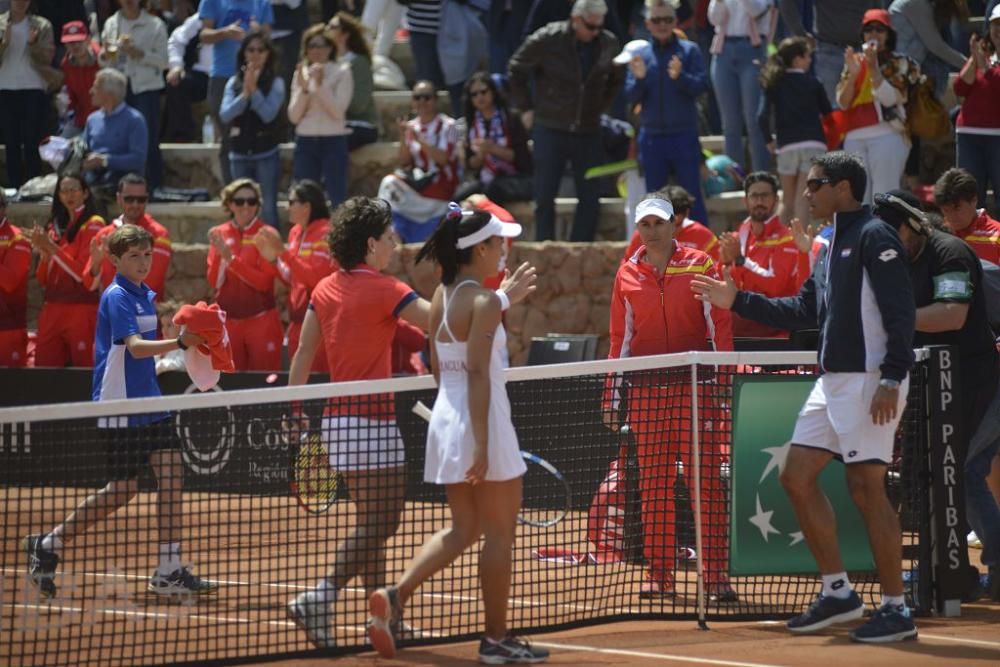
[173,302,236,373]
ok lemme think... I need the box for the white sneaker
[287,591,335,649]
[969,531,983,549]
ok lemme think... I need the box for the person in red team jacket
[29,172,107,367]
[86,174,172,299]
[206,178,283,371]
[0,190,31,366]
[605,193,736,602]
[623,185,720,265]
[934,167,1000,264]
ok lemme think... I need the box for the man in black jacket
[507,0,624,241]
[691,152,918,643]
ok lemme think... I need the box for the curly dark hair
[328,197,392,269]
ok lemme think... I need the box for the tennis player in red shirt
[0,190,31,366]
[607,194,736,602]
[206,178,283,371]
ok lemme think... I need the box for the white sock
[821,572,852,599]
[157,543,181,575]
[40,533,63,555]
[314,578,338,605]
[881,594,905,610]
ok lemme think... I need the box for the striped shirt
[406,0,442,34]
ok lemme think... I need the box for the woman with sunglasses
[377,79,461,243]
[454,71,533,206]
[28,172,107,367]
[206,178,283,371]
[328,11,379,151]
[836,9,919,205]
[220,32,285,229]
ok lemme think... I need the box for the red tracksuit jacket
[86,214,172,299]
[206,218,281,319]
[0,218,31,330]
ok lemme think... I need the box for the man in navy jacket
[692,151,918,643]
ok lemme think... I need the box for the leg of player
[845,463,917,643]
[24,479,139,598]
[147,449,218,596]
[781,445,864,633]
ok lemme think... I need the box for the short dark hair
[811,151,867,203]
[108,223,153,257]
[743,171,780,196]
[289,179,330,223]
[933,168,978,207]
[328,197,392,269]
[656,184,692,214]
[117,173,147,193]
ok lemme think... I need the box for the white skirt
[321,416,406,471]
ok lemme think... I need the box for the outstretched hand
[499,261,537,305]
[690,265,738,310]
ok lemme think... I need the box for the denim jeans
[638,129,710,227]
[813,40,846,111]
[966,381,1000,570]
[230,149,281,229]
[957,133,1000,215]
[126,88,163,191]
[408,30,464,117]
[293,134,349,208]
[532,125,602,241]
[710,38,770,172]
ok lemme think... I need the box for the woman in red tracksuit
[206,178,283,371]
[29,173,107,367]
[605,195,736,602]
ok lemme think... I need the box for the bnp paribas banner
[730,375,875,576]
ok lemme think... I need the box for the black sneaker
[786,591,864,634]
[23,534,59,599]
[849,604,918,643]
[148,567,219,596]
[478,635,549,665]
[708,581,739,604]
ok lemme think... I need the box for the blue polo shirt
[198,0,274,78]
[84,103,148,175]
[93,274,168,427]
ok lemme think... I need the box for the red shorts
[35,303,97,368]
[226,308,283,372]
[0,328,27,367]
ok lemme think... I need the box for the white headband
[455,214,522,249]
[634,197,675,224]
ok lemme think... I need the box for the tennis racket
[410,401,572,528]
[290,432,338,514]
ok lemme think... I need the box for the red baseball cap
[61,21,89,44]
[861,9,893,30]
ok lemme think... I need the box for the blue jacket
[732,206,915,382]
[625,36,708,135]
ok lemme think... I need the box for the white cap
[991,5,1000,23]
[634,197,675,224]
[613,39,648,65]
[456,214,522,249]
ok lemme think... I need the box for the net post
[691,362,707,630]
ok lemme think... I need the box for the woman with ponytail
[757,36,831,226]
[365,203,546,664]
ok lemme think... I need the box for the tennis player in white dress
[367,204,548,664]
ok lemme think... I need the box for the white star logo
[749,494,781,542]
[759,441,792,483]
[788,531,805,546]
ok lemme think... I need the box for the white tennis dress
[424,281,527,485]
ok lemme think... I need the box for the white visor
[634,197,675,224]
[456,215,522,249]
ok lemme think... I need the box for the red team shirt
[86,214,172,298]
[36,213,106,304]
[954,210,1000,265]
[310,266,418,418]
[0,218,31,330]
[206,218,281,319]
[278,218,335,323]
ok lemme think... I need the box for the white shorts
[791,372,908,464]
[322,416,406,471]
[776,145,826,176]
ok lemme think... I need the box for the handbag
[906,77,950,140]
[396,167,435,194]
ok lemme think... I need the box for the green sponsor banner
[729,375,875,576]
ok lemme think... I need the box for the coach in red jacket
[605,194,736,602]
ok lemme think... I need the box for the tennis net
[0,350,937,666]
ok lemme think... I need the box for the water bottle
[202,116,215,144]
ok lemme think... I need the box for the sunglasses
[122,195,148,204]
[231,197,260,207]
[412,93,434,101]
[288,198,306,206]
[469,88,490,98]
[59,184,83,193]
[863,24,888,33]
[580,17,603,32]
[649,15,676,25]
[805,177,833,193]
[245,46,268,54]
[307,40,331,49]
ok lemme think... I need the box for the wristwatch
[176,337,188,351]
[879,378,900,390]
[734,255,746,267]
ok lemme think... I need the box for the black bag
[396,167,435,193]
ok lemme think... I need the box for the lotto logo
[879,249,899,262]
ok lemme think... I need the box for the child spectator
[220,32,286,229]
[288,23,352,209]
[28,173,106,367]
[758,36,832,226]
[59,20,100,138]
[328,11,379,151]
[0,189,31,367]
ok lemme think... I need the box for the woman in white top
[288,23,353,208]
[367,204,548,665]
[0,1,56,187]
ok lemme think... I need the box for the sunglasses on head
[649,15,676,25]
[412,93,434,101]
[122,195,148,204]
[231,197,259,207]
[580,17,603,32]
[805,177,833,193]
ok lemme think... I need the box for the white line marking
[921,633,1000,649]
[9,602,300,629]
[533,641,789,667]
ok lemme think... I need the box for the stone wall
[26,242,626,367]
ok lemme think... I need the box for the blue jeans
[293,135,349,208]
[638,129,710,227]
[957,133,1000,215]
[966,382,1000,570]
[711,38,770,172]
[531,125,602,241]
[126,88,163,191]
[230,149,281,229]
[408,30,464,116]
[813,40,845,112]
